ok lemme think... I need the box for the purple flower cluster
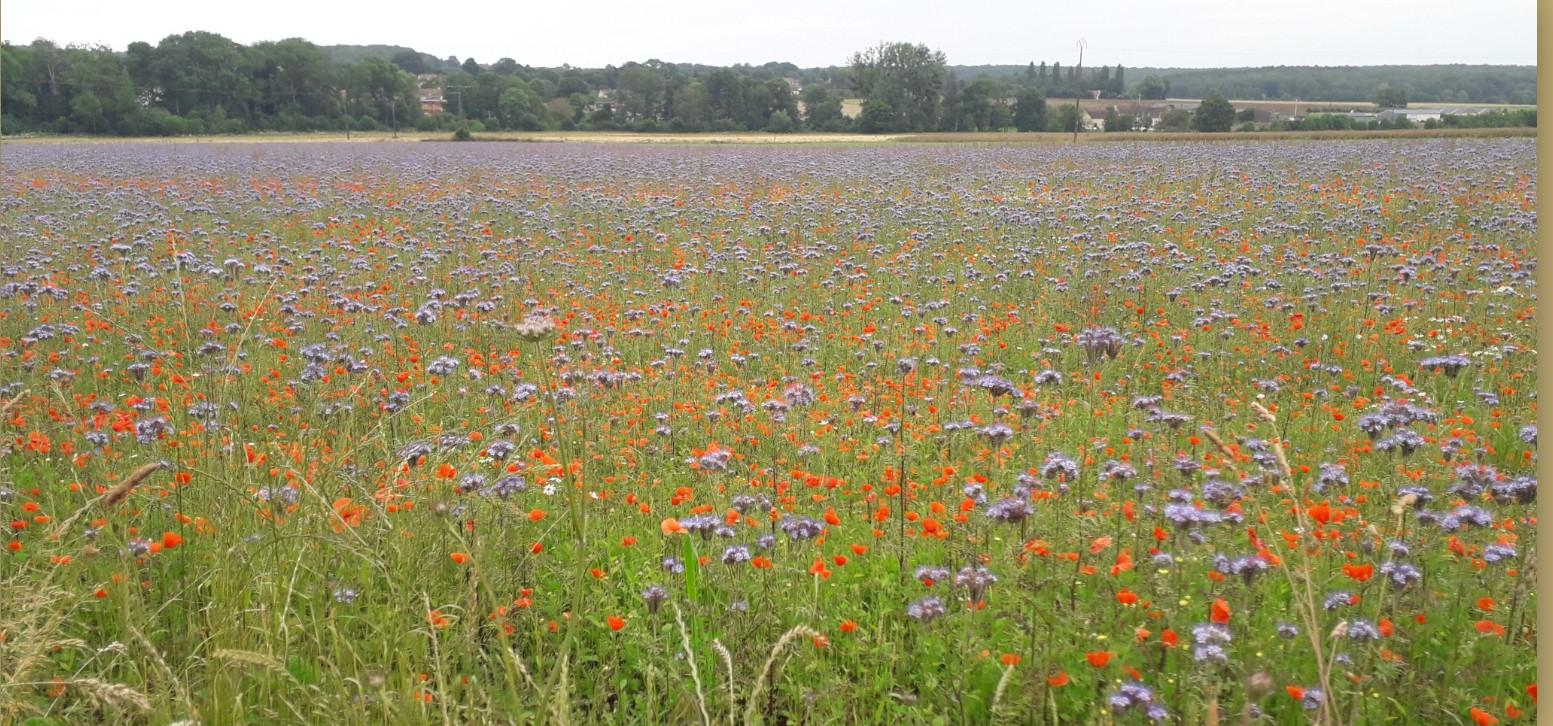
[1107,682,1168,722]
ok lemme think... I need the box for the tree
[848,41,948,132]
[937,76,962,131]
[499,85,543,130]
[150,31,254,121]
[800,86,843,130]
[1374,84,1408,109]
[390,50,425,74]
[1,46,37,123]
[461,58,481,76]
[1158,108,1191,131]
[669,82,711,131]
[958,78,1001,131]
[1193,94,1235,132]
[766,109,794,133]
[618,64,666,121]
[1136,75,1169,100]
[1102,107,1121,132]
[340,56,419,128]
[1051,104,1080,132]
[857,97,897,133]
[1012,88,1047,132]
[252,39,335,121]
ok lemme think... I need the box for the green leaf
[683,537,701,605]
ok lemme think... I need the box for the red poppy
[1342,563,1374,582]
[1210,598,1231,624]
[1085,651,1111,668]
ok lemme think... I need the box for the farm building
[1377,107,1493,124]
[419,92,446,115]
[1380,108,1443,123]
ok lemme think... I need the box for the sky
[1,0,1536,68]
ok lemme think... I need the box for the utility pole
[1072,38,1086,142]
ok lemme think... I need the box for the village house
[419,92,446,115]
[415,74,448,115]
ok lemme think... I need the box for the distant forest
[952,64,1535,105]
[0,32,1536,136]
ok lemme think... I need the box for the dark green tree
[340,56,419,129]
[849,41,947,132]
[857,97,897,133]
[1136,75,1169,100]
[1193,93,1235,131]
[1051,103,1080,132]
[149,31,254,121]
[1157,108,1191,131]
[766,109,794,133]
[618,63,666,121]
[800,86,843,130]
[1012,87,1047,131]
[390,50,425,74]
[1374,83,1408,108]
[1102,107,1121,132]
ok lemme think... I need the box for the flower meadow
[0,139,1537,725]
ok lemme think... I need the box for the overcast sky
[2,0,1536,68]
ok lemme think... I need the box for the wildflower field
[0,138,1537,725]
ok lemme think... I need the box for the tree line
[0,33,1536,136]
[950,63,1535,105]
